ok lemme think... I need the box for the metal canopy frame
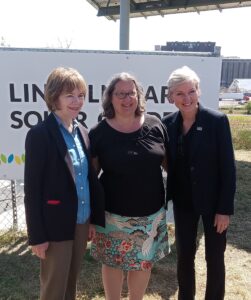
[86,0,251,49]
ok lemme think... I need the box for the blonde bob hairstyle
[102,72,146,119]
[44,67,87,111]
[167,66,201,103]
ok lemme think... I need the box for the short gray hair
[167,66,200,101]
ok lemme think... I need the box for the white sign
[0,48,222,179]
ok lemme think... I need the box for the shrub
[245,101,251,114]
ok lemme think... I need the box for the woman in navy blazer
[24,67,105,300]
[162,66,236,300]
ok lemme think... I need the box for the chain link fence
[0,180,26,234]
[0,177,174,236]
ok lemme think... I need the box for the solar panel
[86,0,251,21]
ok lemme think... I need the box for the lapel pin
[197,126,203,131]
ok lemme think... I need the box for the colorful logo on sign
[0,154,25,165]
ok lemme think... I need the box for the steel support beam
[120,0,130,50]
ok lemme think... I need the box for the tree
[0,36,10,47]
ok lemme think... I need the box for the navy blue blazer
[24,113,105,245]
[162,104,236,215]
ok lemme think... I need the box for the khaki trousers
[40,222,89,300]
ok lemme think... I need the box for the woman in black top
[162,66,236,300]
[89,72,169,300]
[24,67,105,300]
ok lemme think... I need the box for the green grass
[0,150,250,299]
[220,101,251,115]
[0,230,177,300]
[228,115,251,150]
[0,232,40,300]
[227,152,251,252]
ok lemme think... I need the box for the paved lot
[219,99,247,107]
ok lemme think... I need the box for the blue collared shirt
[54,113,90,224]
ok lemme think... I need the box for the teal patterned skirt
[90,207,169,271]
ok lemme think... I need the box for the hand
[31,242,49,259]
[88,224,96,241]
[214,214,230,234]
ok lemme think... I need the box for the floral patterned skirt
[90,207,169,271]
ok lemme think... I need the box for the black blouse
[89,114,168,217]
[173,117,197,211]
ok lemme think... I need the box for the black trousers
[173,205,227,300]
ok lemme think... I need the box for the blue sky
[1,0,251,58]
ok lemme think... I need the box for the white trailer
[0,48,222,179]
[219,92,244,101]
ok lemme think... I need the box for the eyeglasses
[113,91,137,99]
